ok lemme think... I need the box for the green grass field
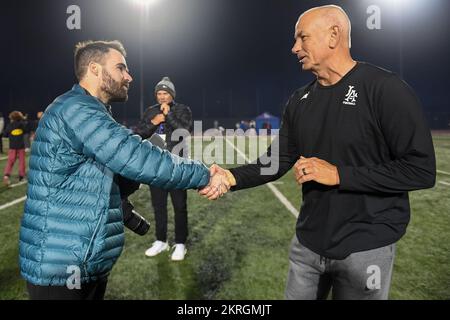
[0,134,449,300]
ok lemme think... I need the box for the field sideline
[0,134,449,300]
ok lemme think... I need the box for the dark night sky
[1,0,449,128]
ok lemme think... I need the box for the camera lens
[122,199,150,236]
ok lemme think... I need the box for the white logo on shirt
[300,92,309,101]
[343,85,358,106]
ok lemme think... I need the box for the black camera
[121,199,150,236]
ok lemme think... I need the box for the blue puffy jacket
[19,84,209,286]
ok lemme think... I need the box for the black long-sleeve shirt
[118,101,193,198]
[230,62,436,259]
[134,101,192,155]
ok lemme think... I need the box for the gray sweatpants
[285,236,396,300]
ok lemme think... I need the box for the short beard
[100,69,129,103]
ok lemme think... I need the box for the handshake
[198,164,236,200]
[198,156,340,200]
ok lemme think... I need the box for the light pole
[398,0,404,79]
[129,0,158,118]
[139,8,144,119]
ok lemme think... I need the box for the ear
[88,62,100,77]
[329,25,340,49]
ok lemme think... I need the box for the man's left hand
[294,156,340,186]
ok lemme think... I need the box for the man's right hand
[198,164,236,200]
[160,103,170,115]
[151,113,165,125]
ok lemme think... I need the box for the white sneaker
[171,244,187,261]
[145,240,169,257]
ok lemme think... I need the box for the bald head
[291,5,354,74]
[291,5,356,84]
[297,5,352,49]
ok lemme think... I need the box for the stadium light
[130,0,159,8]
[128,0,161,118]
[373,0,414,78]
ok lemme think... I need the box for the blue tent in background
[255,112,280,134]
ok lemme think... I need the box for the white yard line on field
[437,170,450,176]
[224,138,298,218]
[9,180,27,188]
[438,181,450,186]
[0,180,28,211]
[0,196,27,211]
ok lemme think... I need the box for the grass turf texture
[0,135,448,299]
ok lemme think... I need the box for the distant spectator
[240,120,249,131]
[30,111,44,142]
[0,112,4,154]
[22,113,31,152]
[3,111,28,186]
[246,120,257,136]
[262,122,272,135]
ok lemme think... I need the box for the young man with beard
[19,40,221,300]
[201,5,435,299]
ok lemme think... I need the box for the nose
[125,71,133,83]
[291,40,302,55]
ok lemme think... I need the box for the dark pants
[150,186,188,244]
[26,278,108,300]
[0,133,3,153]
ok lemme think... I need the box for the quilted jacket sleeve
[58,98,210,190]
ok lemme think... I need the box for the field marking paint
[0,181,28,211]
[224,138,298,218]
[10,180,27,188]
[265,183,299,218]
[437,170,450,176]
[438,181,450,186]
[0,156,7,161]
[0,196,27,211]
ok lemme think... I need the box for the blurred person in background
[0,112,4,154]
[3,111,28,186]
[126,76,194,261]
